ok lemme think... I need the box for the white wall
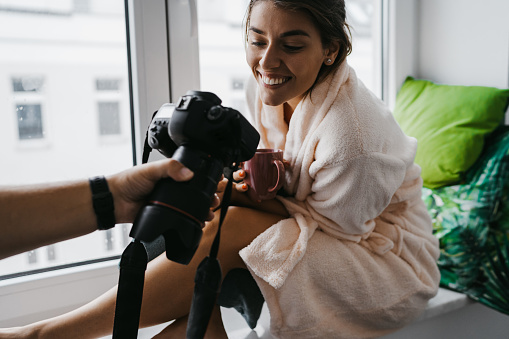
[416,0,509,88]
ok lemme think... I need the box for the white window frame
[0,0,415,328]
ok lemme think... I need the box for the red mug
[243,149,285,201]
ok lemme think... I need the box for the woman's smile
[258,72,292,87]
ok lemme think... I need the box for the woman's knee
[204,206,282,271]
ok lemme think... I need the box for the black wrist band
[89,176,116,230]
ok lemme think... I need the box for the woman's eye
[284,45,304,52]
[250,41,265,47]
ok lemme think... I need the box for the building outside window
[98,102,121,136]
[0,0,133,277]
[12,76,46,141]
[16,104,44,140]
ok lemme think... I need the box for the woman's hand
[215,169,289,218]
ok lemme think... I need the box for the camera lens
[207,106,223,121]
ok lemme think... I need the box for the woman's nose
[259,44,280,69]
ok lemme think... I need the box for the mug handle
[268,159,284,192]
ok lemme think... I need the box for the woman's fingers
[233,169,248,192]
[233,169,246,182]
[235,182,248,192]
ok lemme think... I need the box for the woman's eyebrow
[249,27,265,35]
[248,27,310,38]
[280,30,310,38]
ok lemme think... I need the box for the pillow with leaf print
[393,76,509,189]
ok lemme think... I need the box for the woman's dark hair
[244,0,352,89]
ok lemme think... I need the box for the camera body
[148,91,259,164]
[130,91,260,264]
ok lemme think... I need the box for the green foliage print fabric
[422,126,509,314]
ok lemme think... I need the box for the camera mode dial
[207,106,223,121]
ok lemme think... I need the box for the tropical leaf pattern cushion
[422,126,509,314]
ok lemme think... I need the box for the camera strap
[110,121,153,339]
[186,165,236,338]
[112,239,148,339]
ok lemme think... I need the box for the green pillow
[394,77,509,188]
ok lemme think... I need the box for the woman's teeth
[261,75,289,85]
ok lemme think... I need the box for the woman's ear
[324,41,340,65]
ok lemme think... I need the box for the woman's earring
[326,58,333,65]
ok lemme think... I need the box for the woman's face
[246,1,332,110]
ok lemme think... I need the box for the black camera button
[207,106,223,121]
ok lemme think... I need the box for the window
[96,79,121,91]
[0,0,133,277]
[0,0,397,329]
[11,76,46,141]
[16,104,44,140]
[98,102,121,135]
[12,76,44,93]
[95,78,125,139]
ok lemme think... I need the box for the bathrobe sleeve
[305,151,407,240]
[241,151,409,288]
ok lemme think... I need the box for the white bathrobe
[239,62,441,338]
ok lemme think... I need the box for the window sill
[131,288,504,339]
[0,260,119,327]
[135,288,509,339]
[2,261,508,339]
[221,288,479,339]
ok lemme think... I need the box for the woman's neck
[283,103,293,125]
[284,95,303,124]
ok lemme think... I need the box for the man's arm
[0,158,195,260]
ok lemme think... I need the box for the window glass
[0,0,132,277]
[196,0,381,114]
[98,102,121,135]
[12,76,44,92]
[96,78,121,91]
[17,104,44,140]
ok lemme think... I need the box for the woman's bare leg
[0,206,281,338]
[152,305,227,339]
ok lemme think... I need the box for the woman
[0,0,440,338]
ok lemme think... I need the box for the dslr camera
[129,91,260,264]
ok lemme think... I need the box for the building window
[98,102,121,135]
[27,250,38,265]
[12,76,44,92]
[16,104,44,140]
[73,0,90,13]
[96,78,122,137]
[105,229,114,251]
[47,245,56,261]
[12,76,46,141]
[96,78,121,91]
[231,78,245,91]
